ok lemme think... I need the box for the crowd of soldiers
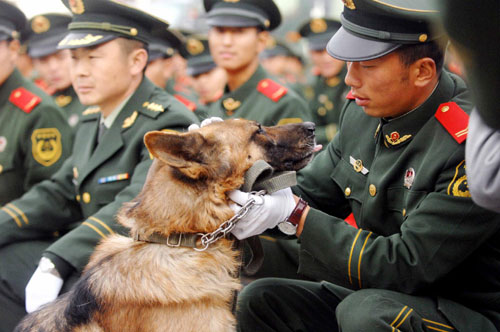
[0,0,499,331]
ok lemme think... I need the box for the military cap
[299,18,341,51]
[180,35,217,77]
[148,29,184,63]
[204,0,281,31]
[260,37,300,61]
[327,0,443,61]
[27,14,72,58]
[58,0,169,49]
[0,0,26,41]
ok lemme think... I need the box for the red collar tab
[257,79,288,102]
[9,87,42,113]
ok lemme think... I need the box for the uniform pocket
[330,158,367,205]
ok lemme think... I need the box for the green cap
[204,0,281,31]
[299,18,341,51]
[327,0,442,61]
[0,0,26,41]
[148,29,184,62]
[58,0,169,49]
[260,36,300,61]
[27,14,72,58]
[180,35,217,77]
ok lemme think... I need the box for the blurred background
[10,0,343,44]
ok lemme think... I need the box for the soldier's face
[208,26,266,73]
[191,67,227,104]
[69,39,138,114]
[33,50,72,91]
[344,52,420,118]
[0,40,19,85]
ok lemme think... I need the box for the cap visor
[57,32,117,50]
[326,27,401,61]
[187,62,217,77]
[206,14,261,28]
[29,33,68,58]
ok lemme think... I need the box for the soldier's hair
[396,41,444,74]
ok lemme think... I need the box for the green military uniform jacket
[205,65,312,126]
[303,66,349,146]
[0,78,199,272]
[53,85,86,129]
[0,69,72,206]
[294,71,500,328]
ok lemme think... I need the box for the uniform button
[82,192,91,204]
[402,209,407,217]
[76,195,81,202]
[0,164,3,174]
[345,187,352,197]
[369,184,377,197]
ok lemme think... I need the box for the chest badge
[385,131,412,146]
[404,168,415,189]
[122,111,138,129]
[350,156,369,175]
[223,98,241,116]
[0,136,7,152]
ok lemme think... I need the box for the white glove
[188,117,223,131]
[25,259,64,313]
[228,188,296,240]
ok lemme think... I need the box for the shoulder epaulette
[9,87,42,113]
[257,79,288,102]
[174,94,197,112]
[142,101,165,113]
[435,102,469,144]
[346,90,355,100]
[82,106,101,116]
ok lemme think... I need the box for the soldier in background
[181,34,226,117]
[0,0,198,330]
[0,0,72,206]
[300,18,349,146]
[203,0,311,126]
[26,13,85,129]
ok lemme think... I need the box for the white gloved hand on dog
[228,188,296,240]
[188,117,223,131]
[25,261,63,313]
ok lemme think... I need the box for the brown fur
[15,119,317,332]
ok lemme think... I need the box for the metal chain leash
[194,190,266,252]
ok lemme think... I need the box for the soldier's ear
[257,30,270,53]
[144,130,209,179]
[411,57,437,88]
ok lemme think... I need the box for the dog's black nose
[303,122,316,136]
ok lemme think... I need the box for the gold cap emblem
[342,0,356,10]
[31,16,51,34]
[310,18,327,34]
[69,0,85,15]
[186,38,204,56]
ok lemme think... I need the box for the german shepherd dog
[16,119,318,332]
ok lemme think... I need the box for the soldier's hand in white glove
[188,117,223,131]
[228,188,296,240]
[25,257,63,313]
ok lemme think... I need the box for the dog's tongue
[314,144,323,153]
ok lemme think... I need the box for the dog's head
[122,119,319,234]
[144,119,318,184]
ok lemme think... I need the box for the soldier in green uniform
[203,0,311,126]
[0,1,73,206]
[231,1,500,331]
[181,35,227,117]
[27,13,85,129]
[0,0,198,330]
[300,18,350,145]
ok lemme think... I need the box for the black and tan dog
[16,119,318,332]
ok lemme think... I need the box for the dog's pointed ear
[144,131,208,178]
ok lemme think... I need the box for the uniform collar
[220,65,268,114]
[100,93,133,129]
[378,71,455,148]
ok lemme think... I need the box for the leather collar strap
[134,232,204,249]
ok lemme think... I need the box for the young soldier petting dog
[15,119,319,332]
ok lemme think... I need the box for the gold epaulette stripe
[427,327,452,332]
[348,229,363,285]
[82,221,107,238]
[357,231,373,288]
[390,306,408,327]
[7,203,28,225]
[1,206,22,227]
[89,216,114,234]
[422,319,454,330]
